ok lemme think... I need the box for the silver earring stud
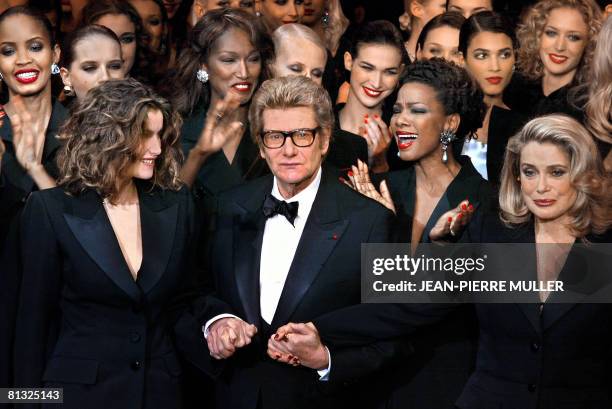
[196,68,209,83]
[440,130,456,164]
[51,63,60,75]
[322,10,330,26]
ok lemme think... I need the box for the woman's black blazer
[12,182,203,409]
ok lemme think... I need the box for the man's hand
[268,322,329,370]
[207,317,257,360]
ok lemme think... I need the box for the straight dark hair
[417,12,465,52]
[0,5,55,44]
[348,20,410,66]
[459,10,517,56]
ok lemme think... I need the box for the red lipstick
[363,86,383,98]
[548,53,568,64]
[534,199,556,207]
[485,76,502,85]
[14,69,39,84]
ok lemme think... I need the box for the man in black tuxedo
[188,76,407,409]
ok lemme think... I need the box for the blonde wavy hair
[585,17,612,145]
[499,115,610,237]
[516,0,602,84]
[57,79,183,202]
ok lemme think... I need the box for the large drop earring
[196,68,209,83]
[439,129,456,164]
[51,63,60,75]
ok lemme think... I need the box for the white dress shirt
[259,167,321,324]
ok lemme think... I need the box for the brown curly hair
[57,79,183,202]
[516,0,602,84]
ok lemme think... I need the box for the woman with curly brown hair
[584,17,612,172]
[510,0,603,118]
[11,78,202,409]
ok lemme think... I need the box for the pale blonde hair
[499,115,610,237]
[516,0,602,83]
[271,23,327,59]
[249,76,334,147]
[324,0,349,55]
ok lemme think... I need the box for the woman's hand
[361,114,391,173]
[267,322,329,370]
[10,97,55,189]
[429,200,476,241]
[181,93,245,186]
[343,159,396,214]
[194,93,244,156]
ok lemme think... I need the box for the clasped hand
[267,322,329,370]
[207,318,258,360]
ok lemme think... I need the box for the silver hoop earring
[51,63,60,75]
[0,72,3,81]
[439,130,456,164]
[196,68,209,83]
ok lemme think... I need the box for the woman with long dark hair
[459,11,527,186]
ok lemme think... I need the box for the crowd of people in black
[0,0,610,408]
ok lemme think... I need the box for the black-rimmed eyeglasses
[260,127,320,149]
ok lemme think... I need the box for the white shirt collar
[271,167,322,220]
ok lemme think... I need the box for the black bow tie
[262,194,299,226]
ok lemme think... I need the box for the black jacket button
[131,360,142,370]
[531,342,540,352]
[130,332,141,343]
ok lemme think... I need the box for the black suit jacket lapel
[63,190,141,302]
[233,177,272,324]
[271,171,348,328]
[137,184,179,294]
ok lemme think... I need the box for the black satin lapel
[64,209,141,302]
[234,212,264,324]
[138,202,178,294]
[271,218,348,328]
[421,194,451,243]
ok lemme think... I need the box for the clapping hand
[195,92,244,156]
[267,322,329,370]
[207,317,258,360]
[343,159,396,214]
[360,114,391,173]
[429,199,476,241]
[11,96,40,172]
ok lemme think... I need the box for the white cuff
[316,347,331,381]
[202,313,241,338]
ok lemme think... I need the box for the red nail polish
[447,217,453,223]
[457,213,463,219]
[364,114,369,118]
[273,334,279,341]
[332,234,338,240]
[275,353,281,359]
[468,204,474,211]
[364,119,368,124]
[348,170,354,177]
[373,114,379,119]
[461,203,467,211]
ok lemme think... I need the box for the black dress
[0,101,68,390]
[366,157,493,409]
[457,106,527,187]
[503,74,583,121]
